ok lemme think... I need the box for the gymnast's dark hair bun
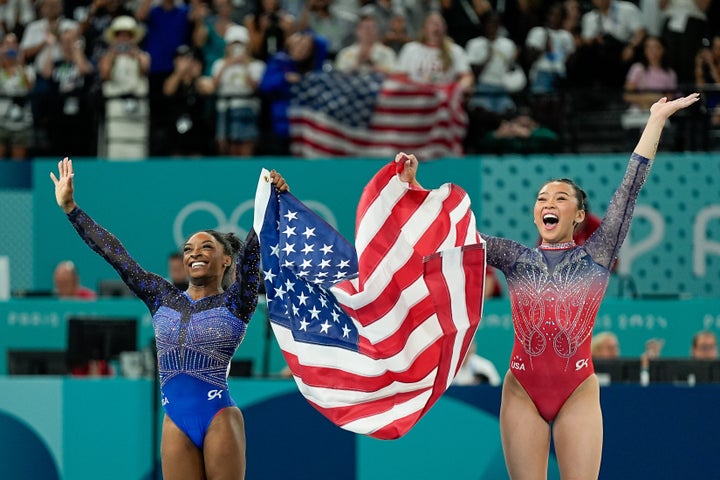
[197,230,244,257]
[224,232,243,256]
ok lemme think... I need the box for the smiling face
[183,232,231,287]
[534,181,586,244]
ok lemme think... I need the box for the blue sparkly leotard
[67,207,260,448]
[483,153,651,422]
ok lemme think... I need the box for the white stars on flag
[261,196,358,345]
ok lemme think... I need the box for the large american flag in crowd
[253,161,486,439]
[288,72,468,159]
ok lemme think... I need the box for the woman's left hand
[649,93,700,120]
[269,170,290,192]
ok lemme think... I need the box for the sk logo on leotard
[161,396,169,406]
[575,358,589,371]
[207,389,223,400]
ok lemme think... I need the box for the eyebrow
[538,190,572,196]
[184,240,215,247]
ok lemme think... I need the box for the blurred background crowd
[1,0,720,161]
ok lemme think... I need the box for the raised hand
[269,169,290,192]
[396,152,420,187]
[649,93,701,120]
[635,93,702,160]
[49,157,77,214]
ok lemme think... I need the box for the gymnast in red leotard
[398,93,700,479]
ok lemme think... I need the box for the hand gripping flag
[253,161,486,439]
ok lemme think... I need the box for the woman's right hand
[50,157,77,213]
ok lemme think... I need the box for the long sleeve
[583,152,651,270]
[67,206,170,313]
[225,229,260,323]
[480,233,527,272]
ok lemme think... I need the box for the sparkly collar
[540,241,576,250]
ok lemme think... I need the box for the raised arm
[225,169,289,320]
[634,94,700,160]
[225,229,261,322]
[395,152,523,270]
[50,158,169,311]
[584,93,700,268]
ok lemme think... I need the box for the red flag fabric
[254,161,486,439]
[288,72,468,159]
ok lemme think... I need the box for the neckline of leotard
[539,241,576,250]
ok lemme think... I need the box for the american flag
[288,71,468,159]
[253,162,486,439]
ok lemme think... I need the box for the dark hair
[542,178,588,212]
[639,35,671,71]
[189,230,244,289]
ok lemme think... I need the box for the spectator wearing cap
[162,45,216,156]
[79,0,136,65]
[210,25,265,156]
[98,16,149,96]
[97,15,151,158]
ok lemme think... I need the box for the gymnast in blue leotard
[51,158,289,480]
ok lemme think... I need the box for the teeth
[543,213,558,225]
[191,262,207,268]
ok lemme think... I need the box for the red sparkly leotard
[483,153,651,422]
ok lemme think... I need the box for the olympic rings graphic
[173,199,339,247]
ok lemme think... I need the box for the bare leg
[500,371,551,480]
[203,406,246,480]
[552,375,602,480]
[161,415,206,480]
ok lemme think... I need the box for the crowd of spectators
[1,0,720,161]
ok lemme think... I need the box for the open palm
[49,157,77,214]
[650,93,700,119]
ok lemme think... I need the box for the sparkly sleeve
[225,229,260,323]
[67,207,169,313]
[583,152,651,269]
[480,233,526,271]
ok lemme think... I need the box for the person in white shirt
[570,0,645,87]
[525,3,576,93]
[465,11,524,113]
[395,10,473,91]
[211,25,266,156]
[335,13,397,74]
